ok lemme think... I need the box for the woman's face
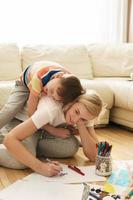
[65,102,94,125]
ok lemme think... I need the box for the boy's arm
[77,120,98,162]
[27,92,40,117]
[42,124,70,138]
[27,73,43,116]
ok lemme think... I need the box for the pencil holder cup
[95,155,112,176]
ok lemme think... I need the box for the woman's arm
[3,118,62,176]
[77,120,98,162]
[87,126,99,143]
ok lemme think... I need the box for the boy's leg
[0,80,29,129]
[37,129,79,158]
[0,118,39,169]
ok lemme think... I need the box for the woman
[1,91,103,177]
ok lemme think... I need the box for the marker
[46,158,67,176]
[68,165,85,176]
[46,158,53,163]
[46,158,61,166]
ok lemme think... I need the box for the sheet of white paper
[0,181,83,200]
[23,165,106,183]
[0,181,124,200]
[0,165,106,200]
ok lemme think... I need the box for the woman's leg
[0,80,29,129]
[0,119,39,169]
[37,128,79,158]
[0,118,22,143]
[0,135,37,169]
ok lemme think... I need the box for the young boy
[0,60,84,130]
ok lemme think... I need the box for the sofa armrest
[0,81,15,109]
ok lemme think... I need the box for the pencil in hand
[46,158,67,176]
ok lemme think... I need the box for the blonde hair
[63,90,103,118]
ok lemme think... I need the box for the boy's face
[44,78,62,101]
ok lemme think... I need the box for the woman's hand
[76,119,86,126]
[38,161,62,177]
[76,119,97,161]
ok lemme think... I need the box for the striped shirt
[21,61,68,96]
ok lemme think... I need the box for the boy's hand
[42,124,70,138]
[67,125,79,135]
[53,128,70,138]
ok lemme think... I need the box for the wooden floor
[0,123,133,191]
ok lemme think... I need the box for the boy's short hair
[57,76,85,105]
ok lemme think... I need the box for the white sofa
[0,43,133,129]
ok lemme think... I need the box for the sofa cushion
[0,44,21,80]
[22,45,93,79]
[95,78,133,111]
[81,79,113,109]
[0,81,15,108]
[87,44,133,77]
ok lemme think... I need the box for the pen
[46,158,53,163]
[46,158,67,176]
[68,165,85,176]
[100,142,106,156]
[46,158,61,166]
[68,164,83,173]
[102,142,109,156]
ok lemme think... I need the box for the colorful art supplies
[104,160,133,199]
[97,141,112,157]
[107,160,133,188]
[96,141,112,176]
